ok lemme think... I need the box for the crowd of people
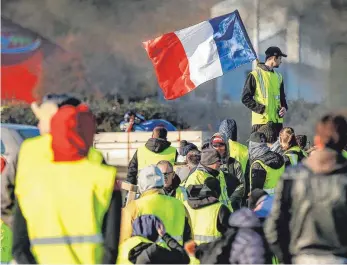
[1,46,347,264]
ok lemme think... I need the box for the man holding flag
[241,47,289,135]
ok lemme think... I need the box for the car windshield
[17,128,40,139]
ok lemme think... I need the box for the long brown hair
[279,127,298,151]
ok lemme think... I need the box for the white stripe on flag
[174,21,223,87]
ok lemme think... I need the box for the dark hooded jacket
[127,138,178,185]
[248,141,284,191]
[195,208,273,264]
[186,183,231,234]
[128,215,189,264]
[264,149,347,264]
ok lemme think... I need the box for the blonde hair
[279,127,297,151]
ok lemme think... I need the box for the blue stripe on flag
[208,10,257,74]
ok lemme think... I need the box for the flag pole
[252,0,260,70]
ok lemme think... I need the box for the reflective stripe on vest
[250,160,285,192]
[16,159,116,264]
[251,67,283,125]
[30,234,103,245]
[117,236,154,264]
[157,235,183,243]
[137,146,176,170]
[184,200,222,246]
[135,193,186,246]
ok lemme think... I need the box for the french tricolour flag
[143,10,257,100]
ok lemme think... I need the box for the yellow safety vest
[175,186,188,202]
[137,146,176,170]
[182,170,233,212]
[284,146,305,166]
[251,67,283,125]
[250,160,285,195]
[342,150,347,159]
[88,147,104,164]
[134,193,186,246]
[116,236,154,264]
[0,219,13,263]
[15,159,116,264]
[184,201,222,245]
[228,140,249,174]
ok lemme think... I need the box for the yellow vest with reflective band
[137,146,176,170]
[182,169,233,212]
[284,146,304,166]
[134,193,186,246]
[184,201,222,245]
[1,219,13,263]
[250,160,285,195]
[116,236,154,264]
[342,150,347,159]
[251,67,283,125]
[15,159,116,264]
[228,140,249,174]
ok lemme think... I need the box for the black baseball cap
[265,46,287,60]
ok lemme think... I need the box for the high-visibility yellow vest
[250,160,285,195]
[88,147,104,164]
[342,150,347,159]
[15,159,116,264]
[182,169,233,212]
[284,146,305,166]
[228,140,249,174]
[251,67,283,125]
[175,186,188,202]
[0,219,13,263]
[137,146,176,170]
[184,201,222,245]
[116,236,154,264]
[134,193,186,246]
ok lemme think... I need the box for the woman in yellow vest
[248,132,285,195]
[12,102,121,264]
[120,164,192,246]
[117,214,189,264]
[279,127,307,167]
[241,46,288,135]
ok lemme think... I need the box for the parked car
[1,123,40,227]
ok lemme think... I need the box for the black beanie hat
[258,123,278,144]
[200,148,221,166]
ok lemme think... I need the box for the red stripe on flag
[143,32,195,100]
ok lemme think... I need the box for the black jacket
[264,149,347,264]
[241,63,288,117]
[129,233,189,264]
[12,190,122,264]
[250,151,284,191]
[127,138,178,185]
[186,186,231,234]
